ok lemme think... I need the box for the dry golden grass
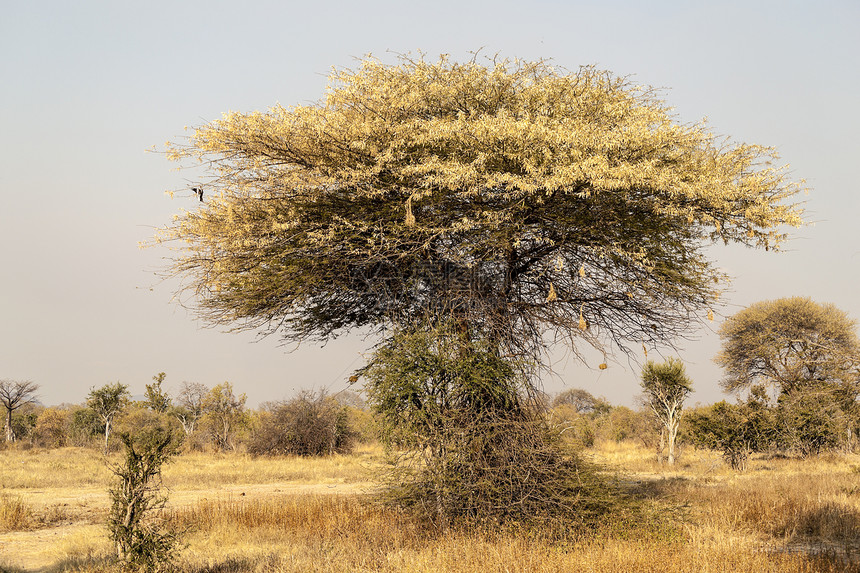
[0,447,110,490]
[0,493,32,532]
[667,466,860,540]
[0,443,383,490]
[2,442,860,572]
[162,443,383,490]
[158,494,852,572]
[591,439,737,477]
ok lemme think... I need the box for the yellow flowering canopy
[159,55,804,360]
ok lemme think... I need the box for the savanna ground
[2,441,859,572]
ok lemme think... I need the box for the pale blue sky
[2,0,858,407]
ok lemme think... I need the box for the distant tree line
[4,368,859,471]
[4,297,859,472]
[0,374,372,456]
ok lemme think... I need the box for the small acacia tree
[248,390,354,457]
[202,382,246,451]
[108,428,182,570]
[686,387,777,471]
[640,358,692,465]
[0,379,39,443]
[34,407,70,448]
[144,373,172,414]
[551,388,611,448]
[87,382,130,453]
[171,382,208,437]
[553,388,611,415]
[777,387,847,456]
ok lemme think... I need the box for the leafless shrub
[248,390,355,457]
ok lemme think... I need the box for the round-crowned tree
[717,297,860,396]
[716,297,860,454]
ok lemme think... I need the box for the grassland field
[2,441,860,572]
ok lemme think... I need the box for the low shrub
[107,428,183,571]
[248,390,355,457]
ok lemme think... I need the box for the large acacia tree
[159,55,804,370]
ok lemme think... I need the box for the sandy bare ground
[0,481,375,572]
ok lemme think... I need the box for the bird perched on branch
[192,187,203,202]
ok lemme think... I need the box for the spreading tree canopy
[159,55,804,364]
[716,297,860,395]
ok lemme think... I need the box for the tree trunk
[5,408,14,443]
[221,417,231,451]
[667,418,678,465]
[104,418,112,454]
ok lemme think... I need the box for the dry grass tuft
[49,524,114,564]
[172,494,428,549]
[0,493,32,532]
